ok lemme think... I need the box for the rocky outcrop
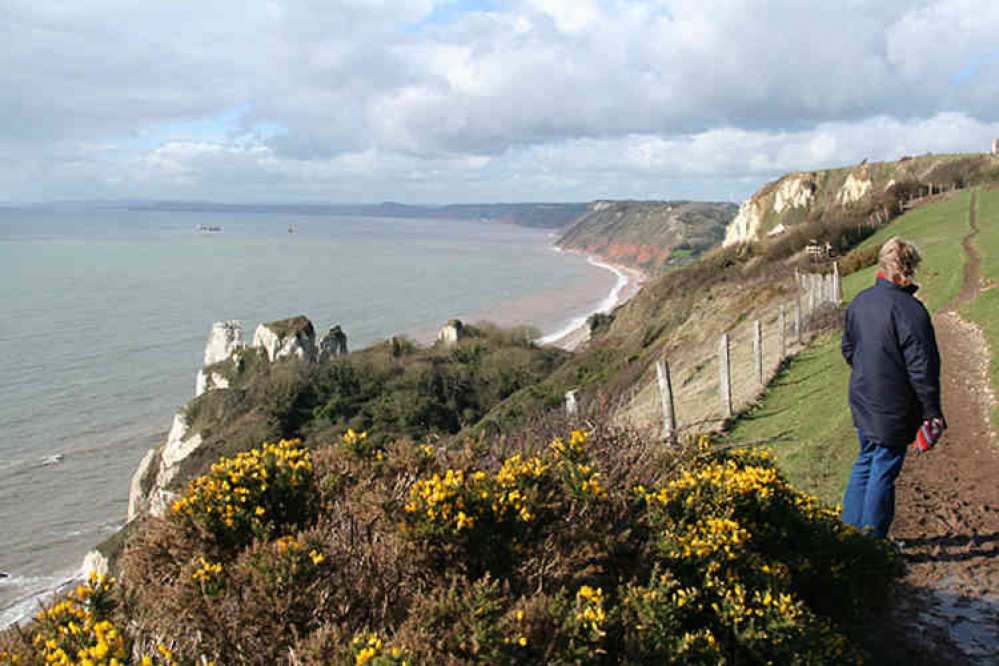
[253,316,317,362]
[723,198,766,246]
[156,413,204,490]
[81,550,109,578]
[195,370,231,397]
[203,320,243,365]
[318,325,348,361]
[128,412,204,522]
[773,175,816,214]
[438,320,464,347]
[836,172,872,205]
[195,321,243,397]
[130,315,338,523]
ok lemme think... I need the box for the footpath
[883,192,999,664]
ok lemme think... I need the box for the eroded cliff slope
[556,200,738,274]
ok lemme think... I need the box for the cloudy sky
[2,0,998,204]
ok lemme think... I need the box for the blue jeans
[841,429,908,538]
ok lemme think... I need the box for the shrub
[0,574,187,666]
[12,429,900,664]
[170,439,317,551]
[840,243,882,276]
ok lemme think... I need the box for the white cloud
[0,1,997,202]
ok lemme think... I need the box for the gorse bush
[0,574,189,666]
[170,439,317,551]
[4,428,900,664]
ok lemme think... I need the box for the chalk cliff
[722,153,998,246]
[253,316,317,362]
[129,315,332,522]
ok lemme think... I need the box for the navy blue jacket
[842,277,942,447]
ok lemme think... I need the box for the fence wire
[609,272,840,439]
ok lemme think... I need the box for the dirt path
[884,191,999,663]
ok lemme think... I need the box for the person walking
[840,236,945,538]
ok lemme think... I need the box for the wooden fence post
[565,390,580,419]
[655,359,677,444]
[779,304,787,360]
[719,333,732,419]
[833,262,842,305]
[795,297,803,341]
[752,320,763,385]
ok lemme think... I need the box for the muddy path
[883,191,999,663]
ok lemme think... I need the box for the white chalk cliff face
[128,412,203,520]
[195,320,243,397]
[204,320,244,365]
[253,318,317,362]
[723,198,765,246]
[773,176,816,214]
[195,370,231,397]
[837,172,872,205]
[129,316,327,523]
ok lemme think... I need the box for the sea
[0,207,621,626]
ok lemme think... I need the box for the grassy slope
[961,186,999,434]
[725,191,974,505]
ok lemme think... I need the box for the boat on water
[197,224,223,233]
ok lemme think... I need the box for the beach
[543,257,646,350]
[406,248,647,351]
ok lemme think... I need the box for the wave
[0,571,80,629]
[537,255,629,345]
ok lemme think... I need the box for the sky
[2,0,998,205]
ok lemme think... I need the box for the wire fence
[566,268,843,441]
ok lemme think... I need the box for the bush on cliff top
[172,323,569,487]
[3,426,901,665]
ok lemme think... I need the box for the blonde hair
[878,236,922,284]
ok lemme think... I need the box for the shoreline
[540,249,647,351]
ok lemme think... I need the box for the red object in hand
[913,417,945,452]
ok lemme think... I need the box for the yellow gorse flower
[575,585,607,637]
[191,557,224,585]
[170,439,313,544]
[26,576,129,666]
[351,632,408,665]
[403,431,607,537]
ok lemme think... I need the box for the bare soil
[879,192,999,664]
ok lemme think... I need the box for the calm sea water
[0,208,615,625]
